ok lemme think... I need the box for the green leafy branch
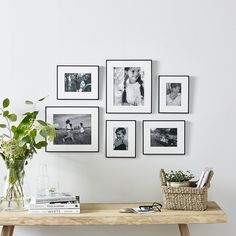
[0,97,55,163]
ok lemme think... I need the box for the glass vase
[0,159,27,211]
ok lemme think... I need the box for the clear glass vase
[0,159,27,211]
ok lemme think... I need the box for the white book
[28,208,80,214]
[29,203,80,210]
[196,169,207,188]
[31,193,78,204]
[197,168,212,188]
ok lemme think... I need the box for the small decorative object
[160,169,214,210]
[143,120,185,155]
[158,75,189,113]
[106,60,152,113]
[45,106,99,152]
[57,65,99,100]
[0,98,55,211]
[36,164,50,196]
[165,170,194,187]
[106,120,136,158]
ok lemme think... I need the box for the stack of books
[29,193,80,214]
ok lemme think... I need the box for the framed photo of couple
[158,75,189,113]
[106,60,152,114]
[106,120,136,158]
[45,106,99,152]
[57,65,99,100]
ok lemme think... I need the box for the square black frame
[45,106,99,153]
[158,75,189,114]
[106,120,136,158]
[106,59,152,114]
[142,120,186,155]
[57,65,99,100]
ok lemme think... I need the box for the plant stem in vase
[2,159,26,210]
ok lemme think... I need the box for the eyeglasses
[138,202,162,212]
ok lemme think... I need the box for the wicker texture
[160,169,214,211]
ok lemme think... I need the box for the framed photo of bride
[106,59,152,114]
[158,75,189,114]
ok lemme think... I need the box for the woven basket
[160,169,214,211]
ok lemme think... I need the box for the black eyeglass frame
[138,202,163,212]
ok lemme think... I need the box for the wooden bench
[0,201,226,236]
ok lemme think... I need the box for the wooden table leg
[1,226,14,236]
[178,224,190,236]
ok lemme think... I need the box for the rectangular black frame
[45,106,99,153]
[106,120,136,158]
[57,65,99,100]
[158,75,189,114]
[142,120,186,155]
[106,59,152,114]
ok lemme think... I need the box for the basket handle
[204,170,214,187]
[160,169,167,186]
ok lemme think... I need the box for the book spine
[28,209,80,214]
[199,169,212,188]
[29,203,80,210]
[196,170,205,188]
[35,197,77,204]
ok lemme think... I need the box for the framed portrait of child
[158,75,189,113]
[106,60,152,113]
[106,120,136,158]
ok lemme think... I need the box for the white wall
[0,0,235,235]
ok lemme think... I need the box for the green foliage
[165,170,194,182]
[3,98,10,108]
[38,96,48,102]
[8,114,17,122]
[3,111,9,117]
[25,100,34,105]
[0,97,55,164]
[37,120,47,126]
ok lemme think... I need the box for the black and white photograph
[159,75,189,113]
[106,120,136,158]
[150,128,177,147]
[64,73,91,92]
[46,106,99,152]
[53,114,91,145]
[113,127,128,150]
[166,83,181,106]
[57,65,99,100]
[106,60,152,113]
[143,120,185,155]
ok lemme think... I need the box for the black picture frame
[57,65,99,100]
[158,75,189,114]
[106,59,152,114]
[142,120,186,155]
[106,120,136,158]
[45,106,99,153]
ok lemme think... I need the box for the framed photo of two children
[45,106,99,152]
[106,60,152,113]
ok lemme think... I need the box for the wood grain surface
[0,201,226,226]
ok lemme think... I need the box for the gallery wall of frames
[46,60,189,157]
